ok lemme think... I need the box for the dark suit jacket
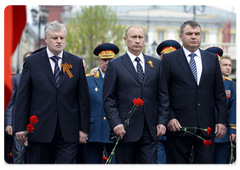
[162,48,228,137]
[103,53,169,142]
[5,73,21,129]
[14,48,90,143]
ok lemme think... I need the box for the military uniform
[213,76,236,163]
[205,47,236,164]
[85,43,119,164]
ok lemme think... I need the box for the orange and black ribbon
[61,63,73,78]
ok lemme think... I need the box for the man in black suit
[14,21,90,164]
[103,25,169,163]
[162,20,228,163]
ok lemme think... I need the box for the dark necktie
[189,53,198,83]
[51,56,61,87]
[135,57,144,84]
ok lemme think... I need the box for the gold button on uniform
[103,117,106,120]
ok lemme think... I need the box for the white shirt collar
[182,46,201,58]
[99,68,105,78]
[127,50,144,64]
[46,47,63,59]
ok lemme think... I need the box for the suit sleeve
[78,59,91,132]
[157,60,169,127]
[4,76,17,127]
[103,62,122,129]
[161,54,176,121]
[214,57,228,126]
[14,60,31,133]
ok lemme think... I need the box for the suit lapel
[199,50,207,86]
[58,51,72,88]
[121,53,142,84]
[143,54,151,85]
[175,48,197,84]
[39,49,57,88]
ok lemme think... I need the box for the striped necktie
[51,56,61,87]
[135,57,144,84]
[189,53,198,83]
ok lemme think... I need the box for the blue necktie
[51,56,61,87]
[135,57,144,84]
[189,53,198,83]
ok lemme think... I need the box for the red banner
[4,5,26,109]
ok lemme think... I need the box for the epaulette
[94,70,100,78]
[86,73,95,77]
[222,76,232,81]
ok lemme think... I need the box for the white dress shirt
[46,47,63,74]
[182,46,202,85]
[127,50,145,73]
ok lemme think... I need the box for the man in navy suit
[162,20,228,163]
[103,25,169,163]
[85,43,119,164]
[14,21,90,164]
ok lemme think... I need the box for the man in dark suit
[14,21,90,164]
[5,51,32,164]
[162,20,228,163]
[86,43,119,164]
[103,25,169,163]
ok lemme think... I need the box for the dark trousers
[213,142,228,164]
[86,142,115,164]
[30,124,78,164]
[4,132,13,164]
[166,135,215,164]
[115,123,158,164]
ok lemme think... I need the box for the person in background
[86,43,119,164]
[156,40,181,60]
[14,21,90,164]
[155,39,181,164]
[103,25,169,163]
[5,51,33,164]
[205,47,236,164]
[162,20,228,164]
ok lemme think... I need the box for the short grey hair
[221,54,232,61]
[44,21,67,37]
[125,25,146,37]
[180,20,201,35]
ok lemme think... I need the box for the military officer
[156,40,181,164]
[85,43,119,164]
[205,47,236,164]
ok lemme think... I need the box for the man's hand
[229,134,236,142]
[167,118,182,132]
[157,124,166,136]
[79,131,88,143]
[113,124,126,139]
[15,131,27,144]
[215,123,226,138]
[5,125,13,135]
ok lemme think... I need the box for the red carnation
[102,156,107,161]
[8,153,13,158]
[30,115,38,124]
[206,127,211,135]
[203,140,211,146]
[26,124,34,133]
[133,98,144,107]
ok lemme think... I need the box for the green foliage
[65,5,125,73]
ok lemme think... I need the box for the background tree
[65,5,126,73]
